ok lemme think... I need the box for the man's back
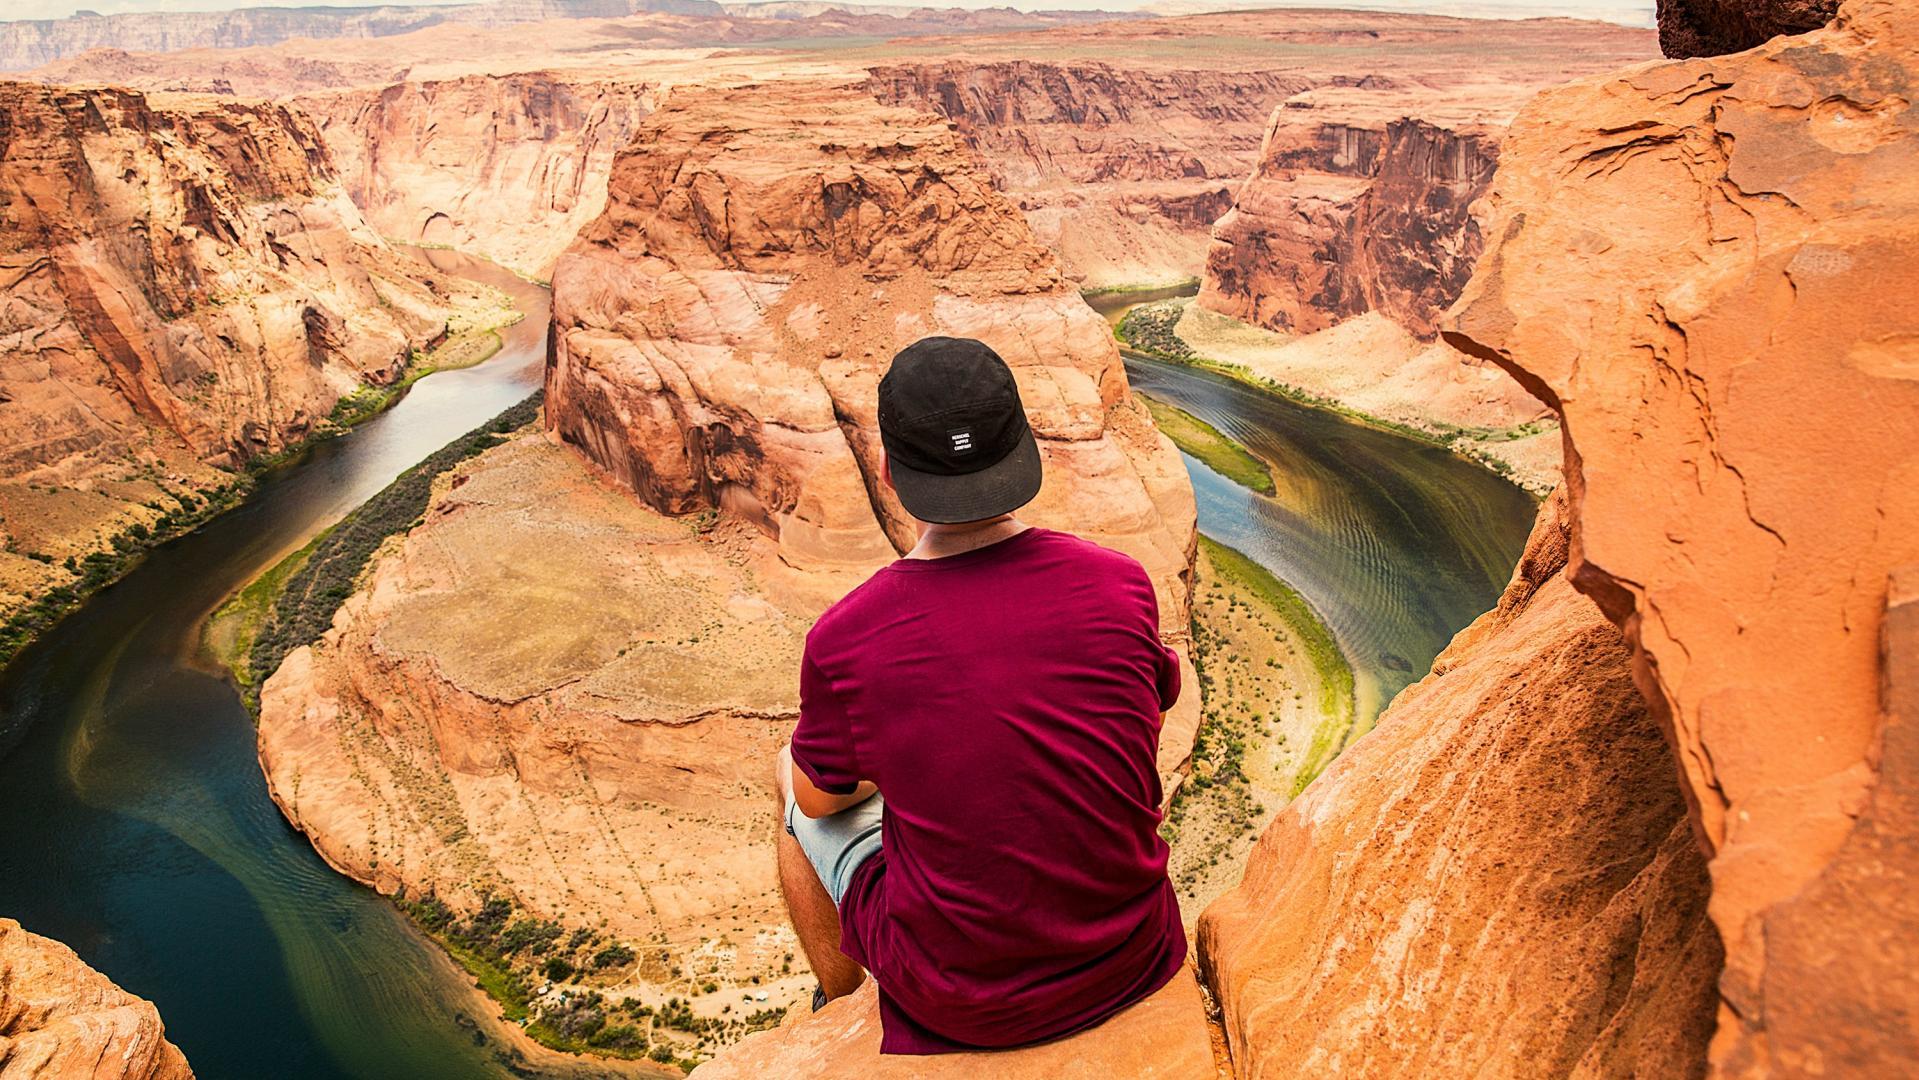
[790,526,1186,1053]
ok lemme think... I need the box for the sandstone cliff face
[1197,100,1500,340]
[865,62,1303,286]
[0,82,454,617]
[297,73,656,279]
[1197,492,1720,1077]
[545,81,1197,654]
[1445,0,1919,1072]
[1656,0,1839,58]
[0,919,193,1080]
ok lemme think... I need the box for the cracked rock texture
[0,919,193,1080]
[1196,491,1721,1079]
[1446,0,1919,1072]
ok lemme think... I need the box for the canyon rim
[1,0,1914,1078]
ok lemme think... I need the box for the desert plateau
[0,0,1912,1077]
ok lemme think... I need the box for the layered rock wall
[1445,0,1919,1071]
[0,919,193,1080]
[545,81,1197,641]
[1197,101,1499,339]
[865,62,1304,287]
[0,82,456,618]
[297,73,656,279]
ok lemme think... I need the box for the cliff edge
[0,919,192,1080]
[1446,0,1919,1071]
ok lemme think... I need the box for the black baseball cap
[878,337,1043,524]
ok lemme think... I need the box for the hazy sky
[8,0,1655,26]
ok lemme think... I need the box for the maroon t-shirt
[790,526,1186,1054]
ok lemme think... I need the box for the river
[0,276,1534,1080]
[0,251,640,1080]
[1088,289,1537,728]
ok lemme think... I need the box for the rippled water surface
[0,252,642,1080]
[1089,289,1538,727]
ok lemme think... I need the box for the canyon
[0,81,483,657]
[5,0,1915,1077]
[254,78,1198,1060]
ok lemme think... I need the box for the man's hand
[780,744,878,819]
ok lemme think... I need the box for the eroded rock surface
[687,969,1216,1080]
[545,80,1198,695]
[1196,492,1721,1078]
[1200,107,1499,340]
[0,919,193,1080]
[0,82,456,620]
[297,73,657,279]
[866,61,1302,288]
[1445,1,1919,1071]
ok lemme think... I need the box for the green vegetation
[235,392,543,701]
[1,481,247,672]
[1077,277,1200,299]
[1137,394,1276,496]
[203,529,326,702]
[1200,537,1351,725]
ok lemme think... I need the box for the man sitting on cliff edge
[775,336,1187,1054]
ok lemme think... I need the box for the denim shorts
[784,791,884,906]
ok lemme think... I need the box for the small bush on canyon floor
[593,943,636,969]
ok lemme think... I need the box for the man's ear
[881,455,895,491]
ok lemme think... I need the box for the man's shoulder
[808,560,904,645]
[1031,528,1153,582]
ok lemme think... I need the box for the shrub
[542,957,575,982]
[592,943,635,969]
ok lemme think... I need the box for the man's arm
[781,744,877,819]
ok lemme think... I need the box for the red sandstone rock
[1445,1,1919,1072]
[296,73,657,279]
[1198,100,1501,340]
[687,968,1217,1079]
[0,82,452,479]
[1196,492,1720,1078]
[0,919,193,1080]
[544,81,1199,752]
[865,61,1302,288]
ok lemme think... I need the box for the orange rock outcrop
[1445,0,1919,1072]
[0,919,193,1080]
[1197,492,1720,1077]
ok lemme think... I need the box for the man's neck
[905,515,1030,560]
